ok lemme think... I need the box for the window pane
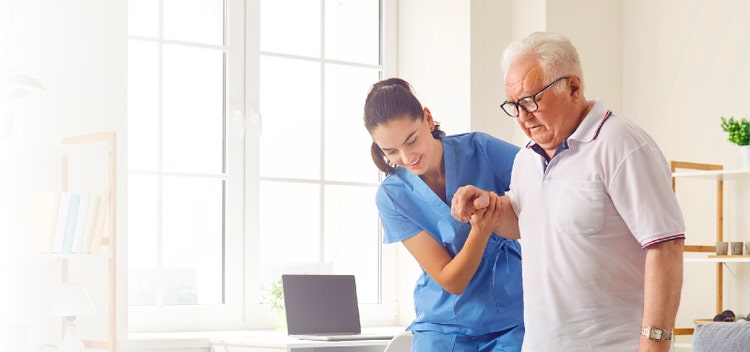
[128,0,159,38]
[324,64,381,183]
[162,44,225,174]
[324,0,380,65]
[128,174,159,306]
[259,56,321,179]
[162,176,224,305]
[164,0,224,45]
[127,40,160,171]
[324,184,380,303]
[259,181,321,286]
[260,0,320,57]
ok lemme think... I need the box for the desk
[209,328,404,352]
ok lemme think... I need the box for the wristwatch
[641,327,672,341]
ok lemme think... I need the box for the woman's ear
[423,107,434,129]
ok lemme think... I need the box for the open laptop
[281,274,396,341]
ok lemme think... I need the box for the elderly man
[451,32,684,352]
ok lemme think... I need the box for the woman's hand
[451,185,490,222]
[469,192,502,238]
[453,186,520,239]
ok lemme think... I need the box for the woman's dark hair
[363,78,443,175]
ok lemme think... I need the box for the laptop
[281,274,396,341]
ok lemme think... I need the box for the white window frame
[128,0,398,332]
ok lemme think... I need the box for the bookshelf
[671,161,750,339]
[58,131,117,352]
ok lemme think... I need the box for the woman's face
[370,109,438,176]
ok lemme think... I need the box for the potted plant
[720,116,750,169]
[262,278,286,331]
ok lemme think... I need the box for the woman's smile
[407,155,423,168]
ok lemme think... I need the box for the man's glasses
[500,76,570,118]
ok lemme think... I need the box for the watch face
[650,329,663,339]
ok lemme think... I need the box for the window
[127,0,396,331]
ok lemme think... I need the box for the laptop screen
[281,274,362,335]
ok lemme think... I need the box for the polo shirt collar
[567,99,611,143]
[524,99,611,163]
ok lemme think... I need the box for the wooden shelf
[673,168,750,180]
[671,160,726,338]
[685,256,750,263]
[30,252,112,260]
[60,132,117,352]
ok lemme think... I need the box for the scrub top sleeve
[477,132,520,191]
[375,186,423,244]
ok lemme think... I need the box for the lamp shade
[49,282,97,317]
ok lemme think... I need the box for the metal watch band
[641,327,672,341]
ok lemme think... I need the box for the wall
[469,0,515,142]
[623,0,750,345]
[1,0,127,350]
[396,1,471,136]
[623,0,750,166]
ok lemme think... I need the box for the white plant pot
[740,145,750,169]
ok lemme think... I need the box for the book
[81,193,100,253]
[28,191,61,252]
[71,193,91,253]
[61,193,81,253]
[52,192,72,253]
[88,189,110,254]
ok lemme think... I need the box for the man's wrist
[640,327,672,341]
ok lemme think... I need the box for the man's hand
[451,185,490,222]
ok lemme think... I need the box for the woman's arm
[451,185,520,239]
[401,192,504,295]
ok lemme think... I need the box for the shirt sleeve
[375,185,423,244]
[608,144,685,247]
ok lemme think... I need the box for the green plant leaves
[720,116,750,146]
[262,278,285,313]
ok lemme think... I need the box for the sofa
[692,321,750,352]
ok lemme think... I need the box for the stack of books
[32,190,110,254]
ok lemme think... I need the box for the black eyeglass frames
[500,76,570,118]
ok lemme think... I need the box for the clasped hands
[451,185,501,224]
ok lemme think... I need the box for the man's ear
[568,76,582,98]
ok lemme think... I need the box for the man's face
[504,56,578,153]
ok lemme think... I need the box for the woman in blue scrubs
[363,78,524,351]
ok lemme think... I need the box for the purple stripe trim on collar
[592,110,612,140]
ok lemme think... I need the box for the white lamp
[49,282,97,352]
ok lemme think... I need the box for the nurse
[363,78,524,351]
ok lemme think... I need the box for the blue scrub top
[376,132,524,336]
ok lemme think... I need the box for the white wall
[2,0,127,350]
[623,0,750,167]
[396,1,471,136]
[469,0,516,143]
[623,0,750,343]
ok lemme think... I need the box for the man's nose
[517,108,533,121]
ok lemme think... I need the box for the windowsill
[123,330,255,350]
[124,327,407,351]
